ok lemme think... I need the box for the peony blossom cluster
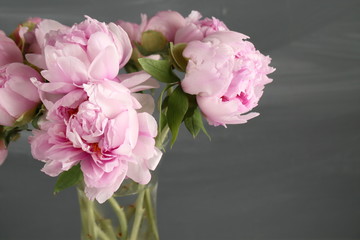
[182,31,274,126]
[0,10,274,203]
[28,17,162,203]
[119,10,274,127]
[0,29,42,165]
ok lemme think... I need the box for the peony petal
[108,22,132,68]
[0,88,37,118]
[197,95,259,126]
[132,93,155,114]
[29,129,52,161]
[83,160,128,203]
[84,80,139,119]
[182,40,234,97]
[0,32,23,65]
[5,63,41,102]
[132,135,156,160]
[87,31,115,61]
[0,104,15,126]
[137,112,158,137]
[88,46,120,80]
[26,53,47,69]
[146,148,162,171]
[126,160,151,185]
[56,57,89,84]
[119,71,159,92]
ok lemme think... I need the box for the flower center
[58,106,79,120]
[90,143,101,154]
[237,92,249,105]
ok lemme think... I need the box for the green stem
[78,188,96,239]
[98,219,117,240]
[129,185,146,240]
[95,224,112,240]
[78,187,113,240]
[108,197,128,239]
[144,188,160,240]
[156,125,169,149]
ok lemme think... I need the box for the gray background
[1,0,360,239]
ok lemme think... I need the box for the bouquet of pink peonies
[0,10,274,240]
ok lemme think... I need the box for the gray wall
[0,0,359,239]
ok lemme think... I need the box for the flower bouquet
[0,10,274,239]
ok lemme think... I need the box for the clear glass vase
[77,175,159,240]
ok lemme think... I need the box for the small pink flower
[145,10,186,42]
[11,17,43,55]
[30,78,161,203]
[26,19,69,69]
[0,31,23,66]
[0,63,41,126]
[28,16,132,97]
[117,10,186,43]
[117,14,148,43]
[181,31,274,126]
[174,11,229,44]
[0,140,8,166]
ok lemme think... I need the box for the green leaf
[2,125,27,146]
[159,112,167,133]
[169,42,188,72]
[138,58,180,83]
[54,164,83,194]
[184,108,211,139]
[166,86,189,146]
[124,60,140,73]
[184,110,201,138]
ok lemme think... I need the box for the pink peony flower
[181,31,275,126]
[0,139,8,166]
[0,63,41,126]
[25,18,69,68]
[11,17,43,55]
[117,10,186,43]
[117,14,148,43]
[145,10,186,42]
[0,31,23,66]
[30,79,161,203]
[28,16,132,97]
[174,10,229,44]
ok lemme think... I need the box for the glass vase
[77,175,159,240]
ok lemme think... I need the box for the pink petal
[137,112,157,137]
[29,129,52,161]
[0,35,23,65]
[126,160,151,185]
[5,63,41,102]
[87,31,115,61]
[132,93,155,114]
[119,71,159,92]
[84,80,140,119]
[132,135,156,160]
[108,23,132,68]
[88,46,120,80]
[83,160,128,203]
[56,57,89,84]
[0,105,15,126]
[26,53,47,69]
[0,88,37,118]
[146,148,162,171]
